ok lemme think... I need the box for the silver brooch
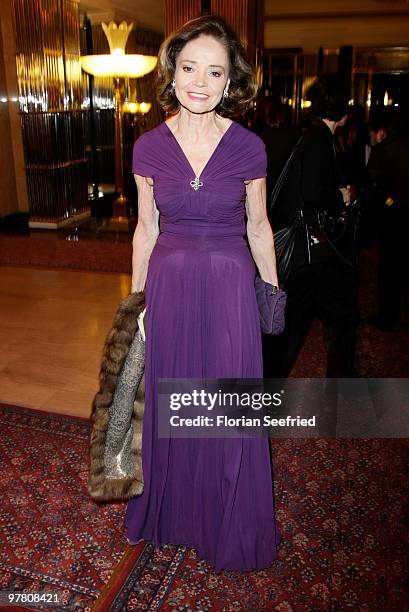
[190,177,203,190]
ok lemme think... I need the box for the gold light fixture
[80,22,157,78]
[123,101,152,115]
[80,54,157,78]
[80,21,157,225]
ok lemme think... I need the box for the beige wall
[264,0,409,50]
[0,0,28,217]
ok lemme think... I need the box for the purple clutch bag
[254,276,287,335]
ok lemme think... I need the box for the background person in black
[367,114,409,331]
[259,95,301,201]
[335,115,387,248]
[263,74,359,378]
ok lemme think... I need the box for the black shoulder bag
[270,137,361,286]
[269,136,305,287]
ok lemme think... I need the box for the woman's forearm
[247,219,279,286]
[131,224,159,292]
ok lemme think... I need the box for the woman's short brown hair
[156,15,258,117]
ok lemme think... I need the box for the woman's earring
[171,79,176,90]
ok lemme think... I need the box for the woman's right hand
[137,307,146,341]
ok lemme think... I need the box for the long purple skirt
[124,231,281,572]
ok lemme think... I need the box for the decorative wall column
[165,0,202,38]
[12,0,88,227]
[0,0,29,228]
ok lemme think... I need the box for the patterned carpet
[1,404,408,610]
[107,439,409,611]
[0,404,130,610]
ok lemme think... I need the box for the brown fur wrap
[88,290,145,502]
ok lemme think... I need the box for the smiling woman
[174,35,229,112]
[156,15,257,116]
[123,15,281,573]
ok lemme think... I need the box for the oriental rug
[0,403,408,611]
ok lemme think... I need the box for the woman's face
[174,34,230,114]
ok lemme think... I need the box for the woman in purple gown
[124,15,281,572]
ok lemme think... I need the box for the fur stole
[88,290,145,501]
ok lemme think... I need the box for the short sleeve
[244,134,267,180]
[132,132,153,177]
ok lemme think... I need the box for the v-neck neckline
[163,119,236,180]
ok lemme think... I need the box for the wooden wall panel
[165,0,202,37]
[211,0,249,48]
[0,0,29,217]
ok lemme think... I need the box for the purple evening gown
[124,120,281,572]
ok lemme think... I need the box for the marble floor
[1,260,407,419]
[0,265,131,418]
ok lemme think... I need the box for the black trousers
[376,210,407,327]
[263,256,359,378]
